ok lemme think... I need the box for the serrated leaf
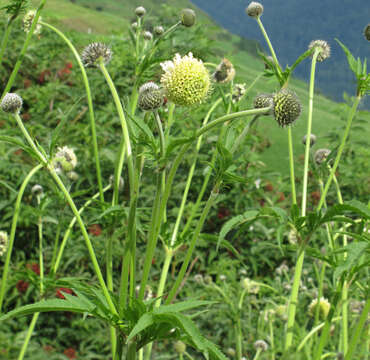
[336,39,358,76]
[127,313,154,341]
[154,300,213,315]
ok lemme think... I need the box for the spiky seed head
[364,24,370,41]
[1,93,23,113]
[213,58,236,83]
[160,52,211,106]
[0,231,9,257]
[302,134,317,146]
[314,148,331,164]
[308,40,331,62]
[246,2,264,18]
[138,82,164,111]
[54,146,77,173]
[23,10,42,35]
[131,22,138,30]
[254,340,268,352]
[253,93,274,112]
[174,341,186,354]
[308,297,331,320]
[154,26,164,36]
[135,6,146,17]
[232,83,246,103]
[109,175,124,191]
[143,31,153,41]
[31,184,43,196]
[181,8,196,27]
[273,89,302,127]
[81,42,112,68]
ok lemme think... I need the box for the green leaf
[154,300,213,315]
[127,313,154,341]
[336,39,358,76]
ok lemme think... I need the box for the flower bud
[204,275,213,284]
[308,40,330,62]
[364,24,370,41]
[54,146,77,173]
[213,58,235,83]
[254,340,268,351]
[272,89,302,127]
[314,148,331,164]
[1,93,23,114]
[143,31,153,41]
[138,82,164,111]
[181,9,196,27]
[31,184,43,196]
[302,134,317,146]
[241,278,260,294]
[308,297,331,320]
[67,171,79,181]
[226,348,236,357]
[0,231,9,257]
[253,93,273,111]
[81,42,112,68]
[135,6,146,17]
[246,2,264,18]
[131,22,138,30]
[174,340,186,354]
[23,10,42,35]
[154,26,164,36]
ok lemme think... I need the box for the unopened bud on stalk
[135,6,146,17]
[0,231,9,257]
[253,93,273,112]
[174,340,186,354]
[138,82,164,111]
[254,340,268,351]
[143,31,153,41]
[81,42,112,67]
[272,89,302,127]
[364,24,370,41]
[308,40,330,62]
[31,184,43,196]
[1,93,23,114]
[302,134,317,146]
[246,2,264,18]
[314,148,331,164]
[154,26,164,36]
[213,58,235,83]
[131,22,138,30]
[181,9,196,27]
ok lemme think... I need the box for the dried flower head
[232,83,246,103]
[81,42,112,68]
[241,278,260,294]
[273,89,302,127]
[143,31,153,41]
[138,82,164,111]
[308,297,331,320]
[1,93,23,113]
[174,340,186,354]
[308,40,331,62]
[213,58,235,83]
[160,52,211,106]
[364,24,370,41]
[314,148,331,164]
[54,146,77,173]
[31,184,43,196]
[302,134,317,146]
[254,340,268,351]
[246,2,264,18]
[23,10,42,35]
[154,26,164,36]
[180,8,196,27]
[0,231,9,257]
[253,93,274,111]
[135,6,146,17]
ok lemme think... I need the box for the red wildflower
[27,262,40,275]
[311,191,321,205]
[14,149,23,156]
[16,280,29,294]
[22,113,31,121]
[277,192,285,203]
[23,78,32,89]
[38,69,51,84]
[43,345,54,353]
[65,62,73,69]
[88,224,102,236]
[63,348,77,359]
[263,182,274,192]
[56,287,74,299]
[217,207,230,219]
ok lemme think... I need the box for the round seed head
[302,134,317,146]
[308,297,331,320]
[254,340,268,352]
[138,82,164,111]
[174,340,186,354]
[273,89,302,127]
[135,6,146,17]
[31,184,43,196]
[54,146,77,173]
[213,58,235,83]
[364,24,370,41]
[181,8,196,27]
[23,10,42,35]
[0,231,9,257]
[308,40,330,62]
[154,26,164,36]
[253,93,274,112]
[160,52,211,106]
[314,148,331,164]
[143,31,153,41]
[246,2,264,18]
[1,93,23,113]
[81,42,112,68]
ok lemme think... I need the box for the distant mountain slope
[190,0,370,108]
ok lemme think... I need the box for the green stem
[235,318,242,360]
[155,246,173,307]
[0,164,43,312]
[0,20,13,67]
[50,223,61,271]
[40,21,104,203]
[287,127,297,205]
[317,95,361,211]
[127,341,137,360]
[36,195,44,295]
[1,0,47,99]
[17,312,40,360]
[253,348,262,360]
